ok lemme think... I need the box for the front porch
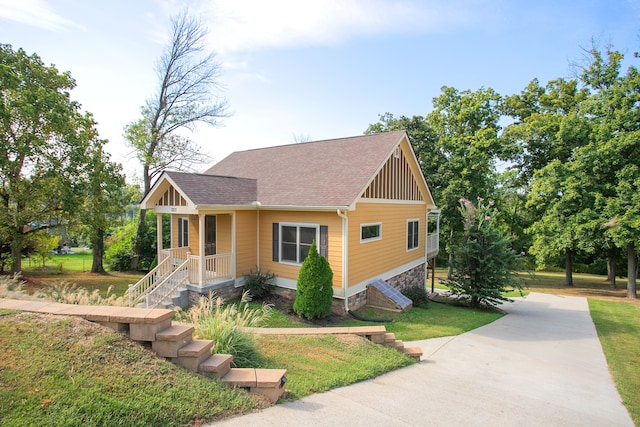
[128,247,236,309]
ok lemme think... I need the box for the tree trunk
[627,242,637,299]
[91,228,106,274]
[607,255,616,289]
[10,233,22,274]
[564,247,574,286]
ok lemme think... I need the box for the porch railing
[128,255,174,306]
[427,232,439,257]
[160,247,190,263]
[187,252,233,285]
[144,258,190,309]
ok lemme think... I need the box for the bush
[243,267,276,299]
[401,284,430,308]
[293,242,334,320]
[174,291,273,367]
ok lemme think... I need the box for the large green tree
[579,45,639,298]
[0,44,100,273]
[125,10,228,270]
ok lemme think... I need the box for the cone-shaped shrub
[293,241,334,320]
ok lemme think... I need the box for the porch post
[156,213,163,259]
[199,214,205,287]
[231,212,236,281]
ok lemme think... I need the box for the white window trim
[360,222,382,243]
[279,222,319,265]
[407,218,420,251]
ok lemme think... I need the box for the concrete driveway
[211,292,634,426]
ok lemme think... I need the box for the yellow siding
[347,202,426,286]
[217,215,232,254]
[170,215,199,255]
[235,211,258,277]
[258,210,343,289]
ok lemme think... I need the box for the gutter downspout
[337,209,349,312]
[253,201,261,269]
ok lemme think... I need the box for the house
[132,130,440,313]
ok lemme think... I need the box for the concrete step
[199,354,233,378]
[393,339,405,350]
[402,346,423,361]
[384,332,396,343]
[174,339,214,372]
[152,324,194,358]
[222,368,287,403]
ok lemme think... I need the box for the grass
[255,334,414,399]
[0,310,265,427]
[588,299,640,425]
[18,249,144,297]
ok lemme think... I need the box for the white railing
[144,259,190,309]
[427,232,439,257]
[186,252,233,285]
[127,256,174,306]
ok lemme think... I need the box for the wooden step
[402,346,423,361]
[173,340,214,372]
[199,354,233,378]
[152,324,194,358]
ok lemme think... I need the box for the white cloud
[197,0,476,53]
[0,0,84,31]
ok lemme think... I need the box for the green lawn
[588,299,640,425]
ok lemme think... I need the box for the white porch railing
[160,247,190,263]
[144,258,190,308]
[128,255,174,306]
[187,253,233,285]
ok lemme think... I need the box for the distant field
[20,249,143,297]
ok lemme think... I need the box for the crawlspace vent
[368,279,412,311]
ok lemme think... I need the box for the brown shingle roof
[204,131,407,207]
[165,171,257,206]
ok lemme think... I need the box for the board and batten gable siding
[347,202,426,287]
[258,210,343,289]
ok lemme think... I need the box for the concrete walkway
[211,292,634,426]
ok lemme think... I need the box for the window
[361,223,382,242]
[280,223,318,264]
[178,217,189,247]
[407,219,419,250]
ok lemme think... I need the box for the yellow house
[133,130,440,312]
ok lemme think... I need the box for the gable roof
[205,131,409,208]
[141,171,257,208]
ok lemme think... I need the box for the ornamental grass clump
[174,291,273,367]
[443,197,524,308]
[293,241,334,320]
[35,281,128,306]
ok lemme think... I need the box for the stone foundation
[186,281,242,306]
[384,263,426,294]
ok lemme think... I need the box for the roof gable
[205,131,411,208]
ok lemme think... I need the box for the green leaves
[293,241,334,320]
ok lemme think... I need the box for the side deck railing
[427,232,439,258]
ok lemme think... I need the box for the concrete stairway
[0,298,287,403]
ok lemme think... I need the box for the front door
[205,216,216,256]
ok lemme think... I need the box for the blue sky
[1,0,638,182]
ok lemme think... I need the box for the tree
[579,45,639,298]
[443,197,523,308]
[0,44,99,273]
[366,87,504,278]
[76,142,127,273]
[293,242,334,320]
[125,10,228,270]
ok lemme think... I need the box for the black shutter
[319,225,328,258]
[272,223,279,261]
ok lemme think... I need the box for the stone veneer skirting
[183,263,425,314]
